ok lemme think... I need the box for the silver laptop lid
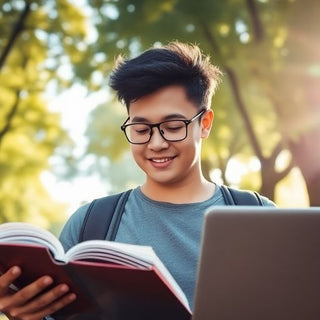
[193,207,320,320]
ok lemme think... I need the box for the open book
[0,222,191,320]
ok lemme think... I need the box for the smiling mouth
[150,157,174,163]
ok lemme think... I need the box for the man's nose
[147,127,169,150]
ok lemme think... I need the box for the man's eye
[167,125,184,131]
[134,127,149,135]
[163,122,184,131]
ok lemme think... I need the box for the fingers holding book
[0,266,76,320]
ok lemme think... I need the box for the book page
[66,240,190,311]
[0,222,66,261]
[65,240,156,267]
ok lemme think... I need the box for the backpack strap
[220,185,263,206]
[79,185,262,242]
[79,189,132,242]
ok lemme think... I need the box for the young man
[0,41,274,319]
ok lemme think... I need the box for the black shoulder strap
[220,185,263,206]
[79,185,262,242]
[79,189,132,242]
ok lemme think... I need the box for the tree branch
[245,0,264,42]
[0,1,31,70]
[275,156,295,182]
[0,90,21,148]
[269,140,283,163]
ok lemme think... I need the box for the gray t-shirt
[59,184,274,310]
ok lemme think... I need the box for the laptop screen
[193,207,320,320]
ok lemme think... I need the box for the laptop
[193,207,320,320]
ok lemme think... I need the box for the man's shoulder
[217,184,276,206]
[260,195,277,207]
[59,203,90,250]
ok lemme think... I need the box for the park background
[0,0,319,236]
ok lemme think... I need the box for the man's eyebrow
[131,113,187,123]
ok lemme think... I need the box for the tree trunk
[288,127,320,206]
[260,162,277,200]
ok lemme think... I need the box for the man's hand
[0,266,76,320]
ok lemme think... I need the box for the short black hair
[109,41,222,111]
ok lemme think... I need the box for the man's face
[127,85,212,188]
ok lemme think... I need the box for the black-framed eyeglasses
[120,109,206,145]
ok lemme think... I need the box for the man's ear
[201,109,214,138]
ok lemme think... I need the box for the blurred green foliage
[0,0,88,228]
[0,0,319,228]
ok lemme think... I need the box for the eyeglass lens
[125,120,187,144]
